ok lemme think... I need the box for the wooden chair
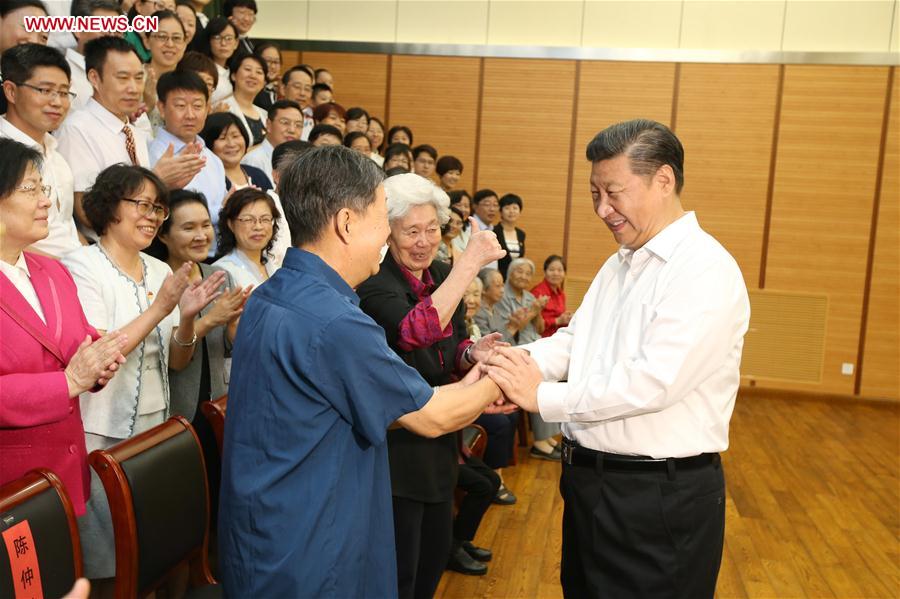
[200,395,228,454]
[89,416,219,599]
[454,424,489,511]
[0,469,82,599]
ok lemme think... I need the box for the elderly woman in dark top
[357,173,507,599]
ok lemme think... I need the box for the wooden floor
[436,393,900,598]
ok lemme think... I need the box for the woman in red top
[531,254,572,338]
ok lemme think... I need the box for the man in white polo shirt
[0,43,80,258]
[64,0,123,112]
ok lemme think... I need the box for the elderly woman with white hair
[492,257,561,461]
[357,173,507,596]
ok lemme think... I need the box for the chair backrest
[200,395,228,454]
[461,424,488,459]
[89,416,215,599]
[0,469,81,599]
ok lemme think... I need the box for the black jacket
[494,224,526,280]
[357,252,468,502]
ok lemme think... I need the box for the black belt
[561,438,719,473]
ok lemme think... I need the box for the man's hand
[153,143,206,189]
[469,332,508,363]
[486,346,542,412]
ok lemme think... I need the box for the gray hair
[383,173,450,226]
[468,276,484,292]
[478,267,501,288]
[586,119,685,194]
[278,145,385,247]
[507,257,535,276]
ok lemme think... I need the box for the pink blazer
[0,252,99,515]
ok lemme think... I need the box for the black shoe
[530,445,561,461]
[462,541,492,562]
[446,545,488,575]
[493,483,517,505]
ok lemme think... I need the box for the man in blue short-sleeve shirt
[218,146,505,598]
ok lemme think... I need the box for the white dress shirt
[148,129,227,223]
[523,212,750,458]
[64,49,93,112]
[0,117,80,258]
[0,254,47,324]
[212,248,277,290]
[55,97,150,193]
[242,138,274,186]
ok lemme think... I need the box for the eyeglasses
[150,33,185,45]
[14,82,76,102]
[235,215,273,226]
[122,198,170,220]
[16,183,52,197]
[211,34,236,43]
[275,117,303,129]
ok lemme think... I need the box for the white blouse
[213,248,278,291]
[62,245,180,439]
[211,64,233,104]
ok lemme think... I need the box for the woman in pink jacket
[0,139,126,515]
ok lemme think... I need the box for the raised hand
[152,143,206,189]
[201,283,250,328]
[457,217,506,272]
[179,269,227,320]
[153,262,194,315]
[486,346,542,412]
[64,331,129,397]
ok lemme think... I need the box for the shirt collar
[283,248,358,305]
[397,262,435,298]
[0,116,57,154]
[617,211,699,264]
[86,97,128,133]
[0,252,32,279]
[154,127,192,153]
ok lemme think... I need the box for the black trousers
[454,456,501,541]
[559,457,726,599]
[393,496,453,599]
[474,412,519,469]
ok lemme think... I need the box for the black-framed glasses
[15,82,76,102]
[122,198,170,221]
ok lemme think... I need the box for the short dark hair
[448,190,471,229]
[84,35,140,78]
[148,9,185,37]
[146,189,210,261]
[387,125,413,146]
[200,112,249,154]
[345,107,368,122]
[436,155,463,176]
[271,139,312,171]
[222,0,257,17]
[368,116,386,152]
[1,0,47,18]
[83,165,168,236]
[71,0,121,18]
[472,188,498,206]
[586,118,685,194]
[543,254,566,272]
[314,67,330,79]
[217,187,280,262]
[343,131,369,149]
[228,51,266,84]
[308,124,342,144]
[312,101,346,123]
[267,99,301,121]
[499,193,522,211]
[0,138,42,201]
[253,41,280,59]
[177,51,218,87]
[199,17,236,59]
[383,142,411,166]
[442,205,465,235]
[157,69,208,103]
[1,43,71,87]
[279,145,385,247]
[412,144,437,161]
[311,83,331,97]
[384,166,408,178]
[282,64,313,85]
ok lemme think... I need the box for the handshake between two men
[463,340,545,416]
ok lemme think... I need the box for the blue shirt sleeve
[312,307,433,446]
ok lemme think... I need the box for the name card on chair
[2,520,43,599]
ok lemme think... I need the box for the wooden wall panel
[565,61,676,308]
[387,56,481,193]
[477,58,576,286]
[861,71,899,400]
[300,52,389,121]
[281,50,303,74]
[764,65,890,395]
[675,64,780,290]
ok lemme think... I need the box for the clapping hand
[64,331,128,397]
[179,269,227,320]
[152,143,206,190]
[486,346,542,412]
[202,284,251,328]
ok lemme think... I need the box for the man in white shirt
[281,65,314,140]
[64,0,122,112]
[0,43,80,257]
[241,99,302,187]
[486,119,751,598]
[56,36,205,236]
[148,70,225,252]
[471,189,499,269]
[264,138,311,267]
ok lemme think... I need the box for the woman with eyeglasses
[253,41,282,112]
[213,187,280,289]
[141,10,188,132]
[0,138,127,528]
[200,16,238,104]
[60,164,224,582]
[124,0,175,62]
